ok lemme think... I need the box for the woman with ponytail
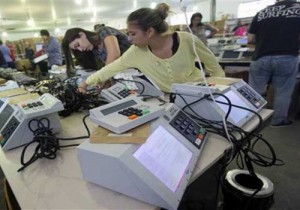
[78,3,224,93]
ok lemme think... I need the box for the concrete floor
[225,119,300,210]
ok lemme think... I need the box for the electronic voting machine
[171,80,267,127]
[89,96,165,134]
[100,76,164,102]
[0,80,19,92]
[78,103,207,210]
[0,93,64,151]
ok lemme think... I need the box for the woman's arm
[206,24,219,37]
[78,46,136,92]
[103,35,121,65]
[194,35,225,77]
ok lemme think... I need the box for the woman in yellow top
[78,3,224,93]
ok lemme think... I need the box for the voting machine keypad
[237,85,264,109]
[118,89,136,98]
[170,111,207,149]
[118,107,150,120]
[20,101,44,111]
[1,116,20,146]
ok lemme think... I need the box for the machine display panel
[222,50,241,59]
[134,125,193,192]
[100,99,137,116]
[216,90,251,124]
[0,104,14,130]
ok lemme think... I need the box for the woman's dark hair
[61,28,100,75]
[72,50,104,70]
[127,3,170,33]
[189,12,203,27]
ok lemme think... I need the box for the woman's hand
[78,81,88,93]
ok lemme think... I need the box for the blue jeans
[249,55,299,124]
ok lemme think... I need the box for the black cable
[44,78,107,117]
[18,114,91,172]
[113,78,145,95]
[173,91,282,209]
[171,92,283,173]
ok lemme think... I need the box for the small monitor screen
[222,50,240,59]
[216,90,251,124]
[0,104,14,130]
[236,38,248,45]
[133,125,193,192]
[0,100,4,109]
[100,99,137,116]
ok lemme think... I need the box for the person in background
[247,0,300,127]
[78,3,224,93]
[186,12,219,45]
[62,26,131,76]
[6,40,16,61]
[0,40,15,68]
[94,23,105,33]
[0,50,6,68]
[39,29,62,75]
[25,42,36,71]
[25,43,35,60]
[233,21,249,37]
[231,19,243,33]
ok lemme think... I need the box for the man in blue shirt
[0,40,15,68]
[39,30,62,76]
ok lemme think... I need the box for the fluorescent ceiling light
[27,18,35,27]
[150,2,157,9]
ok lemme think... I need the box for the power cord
[42,77,108,117]
[174,91,282,209]
[17,114,91,172]
[180,4,234,162]
[172,92,284,168]
[113,78,167,105]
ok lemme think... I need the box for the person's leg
[249,56,272,95]
[270,55,298,125]
[38,61,48,76]
[7,62,16,69]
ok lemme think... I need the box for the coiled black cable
[172,92,284,171]
[18,114,90,172]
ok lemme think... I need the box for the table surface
[0,108,272,210]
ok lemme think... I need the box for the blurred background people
[232,20,249,36]
[0,40,15,68]
[38,29,62,77]
[186,12,219,45]
[25,42,36,71]
[25,42,35,61]
[0,50,6,68]
[6,40,16,62]
[94,23,105,33]
[40,29,63,68]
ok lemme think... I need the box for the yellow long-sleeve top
[86,31,225,92]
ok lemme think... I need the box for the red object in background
[34,49,45,58]
[7,44,16,61]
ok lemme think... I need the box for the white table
[0,108,272,210]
